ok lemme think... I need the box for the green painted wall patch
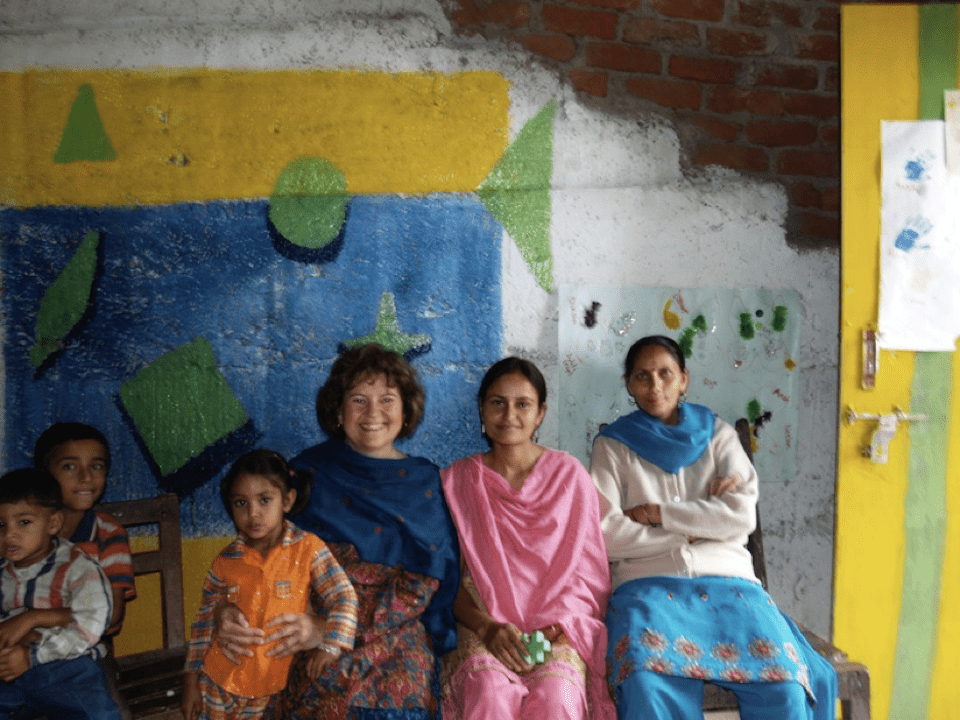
[53,84,117,163]
[120,337,249,476]
[30,230,99,368]
[477,100,557,291]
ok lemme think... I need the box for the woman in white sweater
[590,335,836,720]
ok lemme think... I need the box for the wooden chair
[101,493,186,720]
[701,420,870,719]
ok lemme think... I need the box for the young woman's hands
[480,621,534,674]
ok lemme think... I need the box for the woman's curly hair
[316,343,426,441]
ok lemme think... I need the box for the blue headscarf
[598,402,715,474]
[289,439,460,655]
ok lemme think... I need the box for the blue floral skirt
[606,576,817,700]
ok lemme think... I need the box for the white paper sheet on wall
[879,120,960,351]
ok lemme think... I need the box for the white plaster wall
[0,0,840,636]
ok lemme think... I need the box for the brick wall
[444,0,840,250]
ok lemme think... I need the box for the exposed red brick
[623,17,699,45]
[650,0,725,22]
[570,69,609,97]
[824,65,839,93]
[814,6,840,31]
[707,27,769,56]
[691,114,742,140]
[513,33,577,61]
[796,33,838,63]
[669,56,740,85]
[569,0,641,9]
[746,119,818,146]
[791,182,821,208]
[783,92,838,119]
[735,1,803,28]
[585,42,662,72]
[707,86,784,115]
[449,0,530,27]
[820,124,839,147]
[821,184,839,212]
[798,209,839,240]
[694,143,770,172]
[777,149,839,177]
[756,64,819,90]
[489,0,533,27]
[624,76,701,110]
[448,0,483,26]
[544,4,618,38]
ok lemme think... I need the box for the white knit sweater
[590,417,759,591]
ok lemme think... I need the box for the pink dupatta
[442,449,616,720]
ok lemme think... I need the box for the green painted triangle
[53,84,117,163]
[477,100,557,291]
[30,230,100,367]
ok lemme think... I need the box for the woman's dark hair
[316,343,425,441]
[33,422,111,473]
[0,468,63,510]
[220,449,309,517]
[623,335,686,380]
[477,357,547,446]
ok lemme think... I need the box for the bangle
[315,642,342,657]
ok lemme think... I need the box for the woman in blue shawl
[216,344,459,720]
[591,335,836,720]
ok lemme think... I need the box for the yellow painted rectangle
[0,69,510,207]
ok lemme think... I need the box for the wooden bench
[701,420,870,719]
[101,493,186,720]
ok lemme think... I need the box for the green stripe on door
[888,351,952,720]
[888,11,957,718]
[918,4,958,120]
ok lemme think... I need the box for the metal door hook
[844,406,928,464]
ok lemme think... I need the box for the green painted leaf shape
[30,230,99,367]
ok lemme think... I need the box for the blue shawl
[598,403,715,474]
[289,439,460,655]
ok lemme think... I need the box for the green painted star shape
[345,291,430,356]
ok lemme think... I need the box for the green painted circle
[269,156,348,249]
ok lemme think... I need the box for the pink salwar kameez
[441,450,617,720]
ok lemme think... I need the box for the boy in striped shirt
[0,467,122,719]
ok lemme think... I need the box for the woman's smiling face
[339,373,405,459]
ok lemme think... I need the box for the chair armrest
[794,620,848,664]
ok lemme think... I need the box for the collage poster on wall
[558,285,801,484]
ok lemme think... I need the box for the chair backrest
[99,493,185,651]
[734,418,768,589]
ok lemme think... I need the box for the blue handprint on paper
[894,216,933,252]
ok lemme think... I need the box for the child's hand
[0,613,36,649]
[181,671,203,720]
[305,648,339,678]
[0,645,30,682]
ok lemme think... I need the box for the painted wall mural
[558,285,800,485]
[1,69,555,539]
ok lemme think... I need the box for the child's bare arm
[181,670,203,720]
[0,608,73,649]
[108,585,127,633]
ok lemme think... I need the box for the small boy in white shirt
[0,467,122,719]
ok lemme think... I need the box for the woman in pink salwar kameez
[441,357,616,720]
